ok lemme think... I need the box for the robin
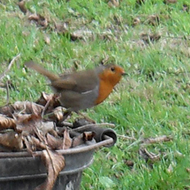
[25,61,126,112]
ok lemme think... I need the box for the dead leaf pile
[0,92,98,190]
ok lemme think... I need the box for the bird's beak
[121,71,127,76]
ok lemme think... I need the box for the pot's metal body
[0,136,114,190]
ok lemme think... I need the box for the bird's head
[99,64,126,87]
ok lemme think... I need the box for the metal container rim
[0,135,113,158]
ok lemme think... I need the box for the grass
[1,0,190,189]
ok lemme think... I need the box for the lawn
[0,0,190,189]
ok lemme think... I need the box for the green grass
[1,0,190,189]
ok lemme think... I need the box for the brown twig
[41,98,51,118]
[140,135,172,145]
[139,147,160,162]
[5,81,10,105]
[117,134,136,141]
[0,54,21,81]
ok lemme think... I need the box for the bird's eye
[110,67,115,72]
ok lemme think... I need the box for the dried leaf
[38,121,55,136]
[0,131,23,150]
[72,133,84,147]
[83,131,95,141]
[62,129,72,149]
[36,92,54,106]
[0,101,44,117]
[23,126,52,153]
[28,14,48,28]
[108,0,120,7]
[0,105,14,117]
[70,30,94,41]
[186,168,190,173]
[16,114,42,134]
[36,92,61,113]
[44,35,50,44]
[35,150,65,190]
[46,107,67,123]
[28,14,40,21]
[14,113,36,122]
[34,125,47,144]
[147,15,160,26]
[167,162,175,173]
[139,148,160,163]
[132,17,141,26]
[17,0,27,14]
[141,32,161,44]
[30,136,47,150]
[16,114,54,136]
[164,0,177,4]
[23,135,36,153]
[0,114,16,131]
[46,133,62,150]
[54,22,68,34]
[124,160,134,168]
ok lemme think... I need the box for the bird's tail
[25,61,59,81]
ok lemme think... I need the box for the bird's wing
[70,70,99,93]
[53,69,99,93]
[51,78,77,91]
